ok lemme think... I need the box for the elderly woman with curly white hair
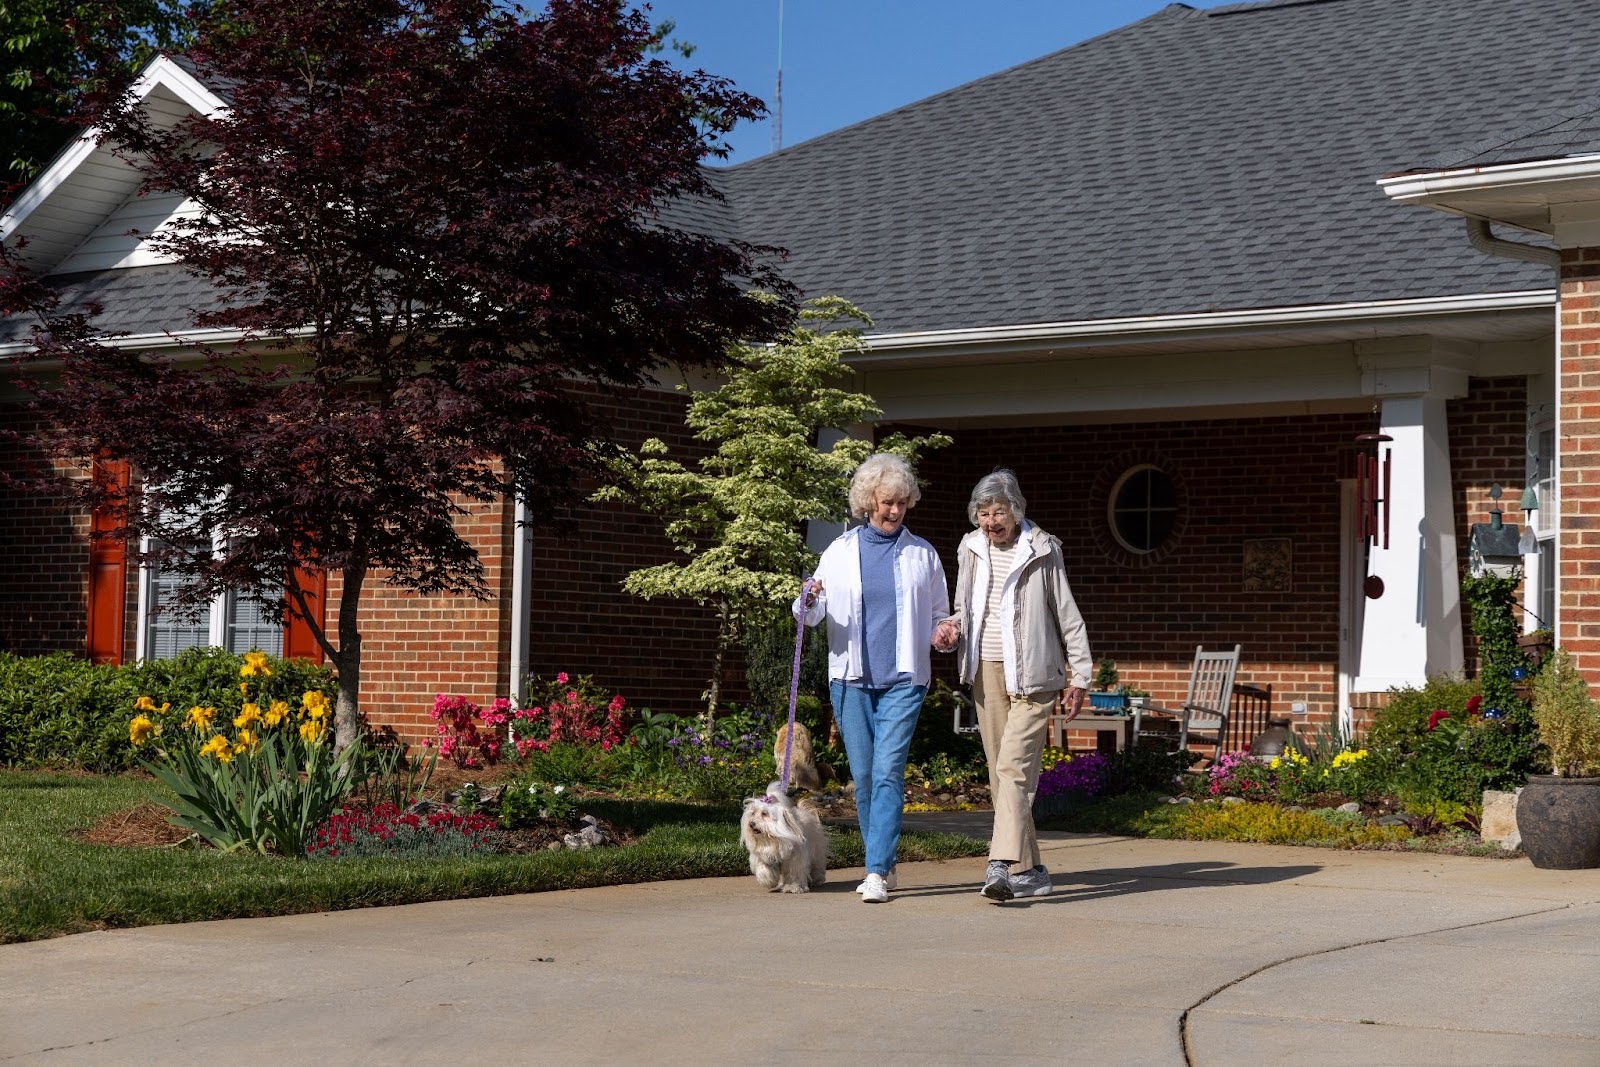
[943,468,1092,903]
[794,452,950,904]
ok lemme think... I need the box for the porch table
[1047,711,1133,752]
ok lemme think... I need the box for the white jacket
[793,525,950,686]
[951,522,1093,695]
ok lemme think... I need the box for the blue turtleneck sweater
[858,523,908,688]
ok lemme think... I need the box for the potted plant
[1517,648,1600,869]
[1088,658,1129,712]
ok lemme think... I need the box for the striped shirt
[980,539,1019,662]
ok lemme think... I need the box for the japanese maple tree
[1,0,793,747]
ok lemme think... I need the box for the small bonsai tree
[1530,649,1600,777]
[1093,658,1120,692]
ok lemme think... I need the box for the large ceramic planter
[1516,775,1600,869]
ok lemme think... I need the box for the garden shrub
[1103,744,1196,796]
[908,680,984,765]
[0,648,335,772]
[498,774,578,829]
[742,605,829,727]
[1364,675,1481,754]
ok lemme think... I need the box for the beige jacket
[950,522,1093,696]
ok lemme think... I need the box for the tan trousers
[974,660,1054,869]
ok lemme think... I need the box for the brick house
[2,0,1595,742]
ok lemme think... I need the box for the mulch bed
[78,803,195,848]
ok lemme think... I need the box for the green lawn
[0,771,985,944]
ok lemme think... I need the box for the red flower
[1465,694,1483,716]
[1427,708,1450,731]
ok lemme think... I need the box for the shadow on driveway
[896,860,1325,902]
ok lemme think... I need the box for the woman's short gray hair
[848,453,921,520]
[967,469,1027,525]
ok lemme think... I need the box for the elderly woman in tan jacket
[935,469,1093,902]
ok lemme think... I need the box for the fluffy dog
[740,781,829,893]
[773,721,833,791]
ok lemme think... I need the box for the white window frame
[135,527,285,661]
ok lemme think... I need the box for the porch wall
[1559,247,1600,684]
[894,412,1370,734]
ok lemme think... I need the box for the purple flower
[1036,751,1109,800]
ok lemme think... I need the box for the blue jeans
[832,681,927,876]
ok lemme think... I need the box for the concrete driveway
[3,819,1598,1065]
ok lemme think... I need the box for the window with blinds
[225,590,283,656]
[145,556,212,659]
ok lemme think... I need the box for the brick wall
[1448,376,1533,671]
[0,410,105,658]
[1559,248,1600,683]
[525,384,732,722]
[891,411,1371,737]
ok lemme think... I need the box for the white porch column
[508,495,534,706]
[1352,392,1464,690]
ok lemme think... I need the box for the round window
[1109,465,1178,554]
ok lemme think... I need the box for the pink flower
[556,672,569,684]
[1427,709,1449,731]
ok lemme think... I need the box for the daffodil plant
[130,651,363,855]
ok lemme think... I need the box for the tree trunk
[331,563,366,752]
[704,600,732,726]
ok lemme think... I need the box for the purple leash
[778,577,817,796]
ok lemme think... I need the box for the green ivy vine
[1461,573,1531,714]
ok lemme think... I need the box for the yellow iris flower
[240,650,273,678]
[128,714,158,745]
[186,705,216,730]
[264,700,289,727]
[301,690,330,719]
[299,719,326,744]
[199,734,233,761]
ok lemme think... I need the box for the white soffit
[1378,154,1600,235]
[0,56,225,273]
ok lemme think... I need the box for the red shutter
[85,458,130,665]
[283,567,326,663]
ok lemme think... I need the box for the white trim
[854,291,1557,359]
[0,55,226,242]
[0,326,309,358]
[508,496,533,707]
[1378,154,1600,203]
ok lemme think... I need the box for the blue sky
[639,1,1180,166]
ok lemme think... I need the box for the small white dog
[740,781,829,893]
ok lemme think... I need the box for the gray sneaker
[1009,864,1053,898]
[981,859,1014,902]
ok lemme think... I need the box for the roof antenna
[772,0,784,153]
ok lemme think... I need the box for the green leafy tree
[595,297,951,720]
[1,0,194,188]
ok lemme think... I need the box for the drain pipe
[1464,217,1560,267]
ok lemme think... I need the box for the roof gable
[0,56,225,275]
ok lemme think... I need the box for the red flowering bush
[427,694,511,768]
[305,803,506,859]
[510,672,628,756]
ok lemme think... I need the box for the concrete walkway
[3,815,1598,1065]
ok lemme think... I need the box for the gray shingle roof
[714,0,1600,334]
[0,264,225,344]
[10,0,1600,344]
[1416,98,1600,171]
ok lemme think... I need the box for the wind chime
[1355,432,1392,598]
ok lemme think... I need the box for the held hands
[802,579,823,608]
[1057,686,1087,721]
[931,619,959,652]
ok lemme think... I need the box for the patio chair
[1131,644,1243,763]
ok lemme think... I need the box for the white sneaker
[856,868,897,893]
[860,872,889,903]
[1009,864,1053,898]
